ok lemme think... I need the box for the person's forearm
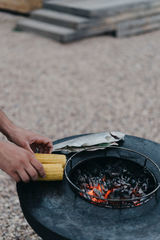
[0,110,16,138]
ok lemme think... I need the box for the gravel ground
[0,11,160,240]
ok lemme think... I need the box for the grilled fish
[53,131,125,152]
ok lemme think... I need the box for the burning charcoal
[82,173,88,181]
[128,189,133,196]
[102,181,106,188]
[126,177,131,182]
[107,192,114,199]
[71,155,155,208]
[111,172,120,177]
[93,188,104,198]
[131,193,136,198]
[88,179,93,187]
[116,179,121,184]
[130,179,136,186]
[120,180,126,185]
[90,177,95,183]
[84,193,92,200]
[103,186,109,192]
[81,183,89,189]
[138,188,144,196]
[99,172,105,178]
[95,177,101,185]
[106,179,112,187]
[113,182,121,188]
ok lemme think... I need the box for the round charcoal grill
[17,135,160,240]
[65,147,160,208]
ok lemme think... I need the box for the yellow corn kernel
[35,153,66,168]
[37,164,64,181]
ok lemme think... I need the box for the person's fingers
[18,169,30,183]
[10,172,21,182]
[24,142,34,153]
[44,146,49,153]
[49,147,53,153]
[32,138,47,145]
[39,144,44,153]
[34,137,52,146]
[19,141,34,153]
[41,142,53,153]
[44,145,52,153]
[42,144,49,153]
[47,142,53,153]
[30,143,37,153]
[25,165,38,181]
[30,157,45,178]
[33,142,53,153]
[27,137,53,153]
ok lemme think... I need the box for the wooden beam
[0,0,42,13]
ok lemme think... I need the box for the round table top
[17,134,160,240]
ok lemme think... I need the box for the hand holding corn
[0,141,45,183]
[0,110,53,182]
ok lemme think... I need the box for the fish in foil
[53,131,125,153]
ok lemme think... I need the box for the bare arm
[0,110,53,153]
[0,110,53,182]
[0,110,15,138]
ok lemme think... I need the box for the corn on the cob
[35,153,66,168]
[38,164,63,181]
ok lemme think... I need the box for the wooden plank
[77,7,160,35]
[16,18,75,42]
[0,0,42,13]
[99,4,160,29]
[31,5,160,32]
[116,14,160,37]
[44,0,160,18]
[116,22,160,37]
[16,16,114,43]
[31,9,90,29]
[16,11,160,43]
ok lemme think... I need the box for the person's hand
[7,126,53,154]
[0,141,45,182]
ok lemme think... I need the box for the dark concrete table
[17,135,160,240]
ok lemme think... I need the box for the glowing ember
[86,183,112,203]
[70,157,156,208]
[83,176,144,205]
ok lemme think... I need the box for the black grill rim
[65,146,160,207]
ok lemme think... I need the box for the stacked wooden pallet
[0,0,42,13]
[16,0,160,42]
